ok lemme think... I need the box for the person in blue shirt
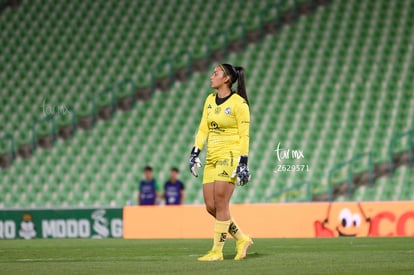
[138,166,159,205]
[163,167,185,205]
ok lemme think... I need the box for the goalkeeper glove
[231,155,251,186]
[189,147,202,177]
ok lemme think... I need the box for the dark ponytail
[234,66,249,106]
[219,63,249,106]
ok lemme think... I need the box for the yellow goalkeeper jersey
[194,92,250,158]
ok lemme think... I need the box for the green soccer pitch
[1,238,413,274]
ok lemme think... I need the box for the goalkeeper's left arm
[232,100,251,186]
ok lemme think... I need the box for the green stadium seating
[1,0,413,207]
[346,165,414,202]
[0,0,281,148]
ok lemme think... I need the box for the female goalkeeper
[189,63,252,261]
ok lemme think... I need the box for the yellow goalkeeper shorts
[202,149,240,184]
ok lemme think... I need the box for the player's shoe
[234,236,253,260]
[197,250,224,261]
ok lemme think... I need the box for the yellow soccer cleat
[197,250,224,262]
[234,237,253,260]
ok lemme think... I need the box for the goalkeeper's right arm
[189,147,202,177]
[189,95,210,177]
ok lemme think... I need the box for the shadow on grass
[223,252,264,260]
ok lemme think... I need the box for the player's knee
[214,197,226,211]
[205,205,216,216]
[214,191,226,204]
[205,201,216,215]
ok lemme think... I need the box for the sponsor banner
[0,208,123,239]
[123,201,414,238]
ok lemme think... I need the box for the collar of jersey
[215,92,234,106]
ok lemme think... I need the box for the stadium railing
[31,114,58,151]
[92,86,117,123]
[0,134,15,168]
[267,180,312,203]
[326,152,375,200]
[388,129,414,175]
[152,51,192,91]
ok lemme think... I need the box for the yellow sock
[212,219,231,251]
[228,219,246,240]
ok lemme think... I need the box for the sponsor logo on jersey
[216,159,229,166]
[211,121,219,129]
[208,104,212,109]
[209,121,225,132]
[218,170,229,177]
[225,107,231,115]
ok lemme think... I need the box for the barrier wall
[0,208,123,239]
[123,201,414,238]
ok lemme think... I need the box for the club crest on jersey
[225,107,231,115]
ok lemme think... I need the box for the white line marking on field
[15,258,75,262]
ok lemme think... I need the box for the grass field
[1,238,414,274]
